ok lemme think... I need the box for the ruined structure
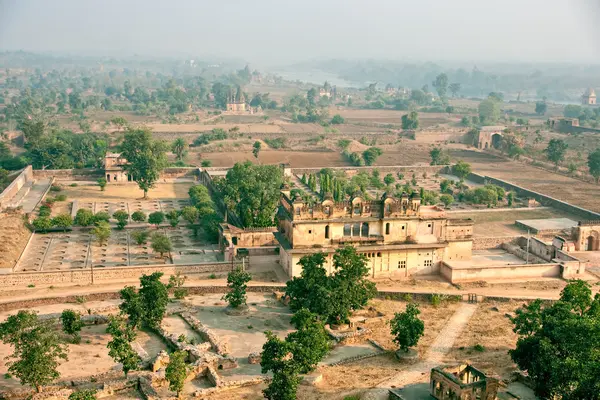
[275,191,473,278]
[572,221,600,251]
[475,126,505,149]
[582,88,597,105]
[430,365,499,400]
[104,153,131,183]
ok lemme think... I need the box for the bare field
[201,150,350,168]
[445,302,520,378]
[58,182,194,202]
[449,148,600,213]
[146,123,284,133]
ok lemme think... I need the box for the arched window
[361,222,369,237]
[343,224,351,236]
[385,223,390,235]
[352,223,360,237]
[295,207,301,216]
[325,225,330,239]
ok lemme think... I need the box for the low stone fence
[33,168,103,180]
[472,236,517,250]
[0,262,241,287]
[291,165,447,176]
[0,166,33,210]
[180,312,230,356]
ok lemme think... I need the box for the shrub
[131,211,147,222]
[69,183,78,187]
[32,216,53,232]
[93,211,110,223]
[173,288,187,299]
[473,344,486,352]
[431,294,442,307]
[74,209,94,226]
[148,211,165,227]
[50,185,62,192]
[201,160,212,167]
[131,230,150,245]
[113,210,129,230]
[38,205,52,217]
[54,194,67,201]
[97,178,107,191]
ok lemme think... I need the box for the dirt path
[365,303,478,399]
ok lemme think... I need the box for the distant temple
[582,88,597,105]
[226,86,247,112]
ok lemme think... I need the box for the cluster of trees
[429,147,451,165]
[188,184,221,241]
[510,280,600,399]
[401,111,419,130]
[342,146,383,166]
[216,162,284,228]
[564,104,600,127]
[478,93,503,125]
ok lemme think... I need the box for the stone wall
[0,262,240,287]
[440,261,562,283]
[33,168,103,180]
[472,236,516,250]
[0,166,33,209]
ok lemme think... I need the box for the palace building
[274,191,474,278]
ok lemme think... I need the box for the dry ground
[201,150,350,168]
[57,182,194,202]
[445,301,520,378]
[0,211,31,269]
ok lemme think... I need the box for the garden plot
[167,227,221,264]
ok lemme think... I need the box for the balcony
[332,235,384,244]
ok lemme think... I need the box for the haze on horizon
[0,0,599,66]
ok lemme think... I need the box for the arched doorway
[491,133,502,149]
[587,235,596,251]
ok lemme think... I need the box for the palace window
[398,260,406,269]
[352,223,361,237]
[325,225,330,239]
[343,224,351,236]
[385,223,390,235]
[424,259,433,267]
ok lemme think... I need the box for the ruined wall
[516,236,554,262]
[292,165,447,176]
[0,262,239,287]
[0,166,34,209]
[33,167,198,181]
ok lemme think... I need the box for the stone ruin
[430,364,499,400]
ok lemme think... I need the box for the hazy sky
[0,0,599,65]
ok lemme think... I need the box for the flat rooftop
[448,249,525,269]
[515,218,577,233]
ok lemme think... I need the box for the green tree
[148,211,165,228]
[545,138,568,167]
[120,128,168,199]
[165,210,180,227]
[509,280,600,399]
[180,206,199,225]
[131,230,149,245]
[97,178,107,191]
[165,350,187,397]
[287,308,330,373]
[106,315,138,377]
[507,191,515,206]
[91,221,111,245]
[478,98,501,124]
[440,194,454,207]
[588,148,600,183]
[139,272,169,329]
[151,232,172,258]
[60,310,84,342]
[68,389,97,400]
[32,216,53,233]
[383,173,395,186]
[220,162,284,227]
[252,141,261,159]
[535,101,547,115]
[74,209,94,227]
[401,111,419,130]
[432,73,448,99]
[390,303,425,352]
[131,211,146,222]
[113,210,129,230]
[429,147,450,165]
[362,147,383,166]
[171,138,188,161]
[119,286,143,329]
[452,161,472,180]
[261,332,301,400]
[286,253,332,318]
[223,268,252,308]
[449,83,461,98]
[0,310,68,392]
[93,212,110,223]
[331,114,345,124]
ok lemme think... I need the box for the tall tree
[452,161,472,180]
[223,268,252,309]
[449,83,461,98]
[0,311,68,392]
[401,111,419,130]
[219,162,284,227]
[165,350,187,397]
[120,128,168,199]
[171,138,188,161]
[588,149,600,183]
[535,101,548,116]
[390,303,425,352]
[432,73,449,99]
[106,315,139,377]
[509,280,600,399]
[545,138,568,167]
[478,98,501,124]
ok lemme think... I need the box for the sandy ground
[445,301,520,378]
[58,182,194,202]
[201,150,350,168]
[0,212,31,269]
